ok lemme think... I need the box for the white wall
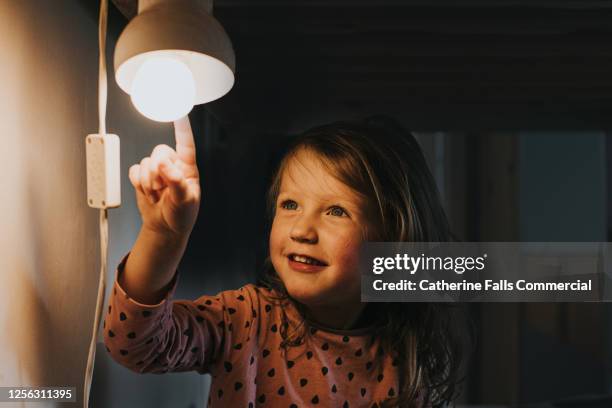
[0,1,207,406]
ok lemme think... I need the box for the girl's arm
[119,225,189,305]
[103,252,262,375]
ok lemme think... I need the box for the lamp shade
[114,0,235,121]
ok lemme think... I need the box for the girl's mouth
[288,253,327,266]
[287,253,328,272]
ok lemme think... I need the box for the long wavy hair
[257,116,472,407]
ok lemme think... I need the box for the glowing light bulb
[130,56,196,122]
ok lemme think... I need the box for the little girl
[104,116,467,407]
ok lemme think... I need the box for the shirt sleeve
[103,251,261,376]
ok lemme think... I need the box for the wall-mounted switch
[86,133,121,209]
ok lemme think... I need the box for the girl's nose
[290,215,318,244]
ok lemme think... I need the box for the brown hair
[258,116,471,407]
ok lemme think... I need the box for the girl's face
[269,149,371,309]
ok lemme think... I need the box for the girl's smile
[287,253,328,273]
[269,148,371,328]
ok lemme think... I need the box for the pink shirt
[104,252,414,407]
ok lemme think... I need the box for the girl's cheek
[269,228,284,273]
[269,215,283,241]
[332,234,362,269]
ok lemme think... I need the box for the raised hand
[128,116,201,239]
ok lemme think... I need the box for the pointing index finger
[173,116,196,165]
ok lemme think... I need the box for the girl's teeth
[293,255,320,265]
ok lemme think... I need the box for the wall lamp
[114,0,235,122]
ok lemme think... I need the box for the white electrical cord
[84,0,109,406]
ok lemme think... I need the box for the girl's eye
[280,200,298,210]
[327,206,348,217]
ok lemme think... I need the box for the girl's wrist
[142,224,191,249]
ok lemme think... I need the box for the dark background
[91,1,612,406]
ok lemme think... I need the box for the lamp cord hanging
[98,0,108,137]
[83,0,109,406]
